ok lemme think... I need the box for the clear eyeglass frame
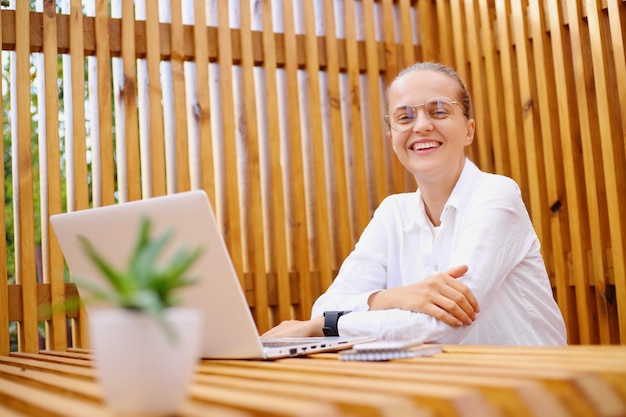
[384,98,461,132]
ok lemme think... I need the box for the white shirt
[312,160,567,346]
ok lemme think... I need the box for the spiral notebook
[339,341,442,361]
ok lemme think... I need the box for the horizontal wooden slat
[0,10,417,73]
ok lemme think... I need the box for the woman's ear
[464,119,476,146]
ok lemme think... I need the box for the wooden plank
[344,0,371,236]
[527,0,574,343]
[494,0,528,200]
[41,0,68,352]
[200,360,565,417]
[302,0,334,304]
[510,0,553,307]
[463,0,492,172]
[2,9,417,74]
[67,0,90,212]
[202,360,501,417]
[144,1,166,198]
[239,0,271,332]
[0,377,109,417]
[477,1,510,177]
[585,0,626,343]
[606,0,626,345]
[215,0,246,307]
[363,0,388,206]
[0,358,250,417]
[435,0,455,66]
[587,2,626,344]
[190,0,215,202]
[0,4,8,357]
[565,0,607,344]
[113,0,141,203]
[168,0,191,194]
[194,372,425,417]
[14,0,38,355]
[280,0,309,323]
[93,1,115,207]
[382,0,406,196]
[545,0,592,345]
[190,383,342,417]
[259,0,291,328]
[322,0,353,273]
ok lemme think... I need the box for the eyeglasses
[384,98,462,132]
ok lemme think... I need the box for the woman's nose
[411,108,434,132]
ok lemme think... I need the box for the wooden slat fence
[1,0,625,354]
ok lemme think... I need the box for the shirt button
[433,266,439,272]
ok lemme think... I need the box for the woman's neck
[416,158,466,227]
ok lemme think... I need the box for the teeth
[412,141,440,151]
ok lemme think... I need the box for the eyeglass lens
[387,99,455,131]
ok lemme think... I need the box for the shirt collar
[407,158,480,230]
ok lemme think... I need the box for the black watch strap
[322,311,351,337]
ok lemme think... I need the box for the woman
[263,62,567,345]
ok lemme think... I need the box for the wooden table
[0,345,625,416]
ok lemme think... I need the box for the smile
[410,141,441,151]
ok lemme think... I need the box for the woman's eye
[396,114,414,123]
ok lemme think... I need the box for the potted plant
[75,217,204,416]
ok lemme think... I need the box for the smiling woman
[263,62,567,347]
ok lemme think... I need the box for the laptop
[50,190,373,359]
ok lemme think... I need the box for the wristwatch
[322,311,351,337]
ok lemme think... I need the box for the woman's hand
[368,264,479,327]
[261,316,325,338]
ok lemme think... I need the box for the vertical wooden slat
[463,0,492,172]
[301,1,334,305]
[239,1,270,330]
[41,0,67,351]
[606,0,626,344]
[565,0,606,344]
[344,0,370,237]
[260,0,290,326]
[527,0,575,343]
[585,0,626,342]
[510,0,550,271]
[114,0,141,204]
[215,1,246,320]
[144,0,166,198]
[14,0,38,353]
[65,0,90,349]
[191,0,214,202]
[0,4,9,356]
[399,0,417,68]
[545,0,589,345]
[168,0,191,194]
[94,0,115,207]
[417,0,437,62]
[477,1,509,177]
[449,0,468,79]
[68,0,90,212]
[381,0,403,195]
[362,0,387,205]
[281,0,309,322]
[322,0,353,271]
[435,0,454,66]
[494,0,527,199]
[397,0,417,192]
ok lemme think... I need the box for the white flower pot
[89,308,203,415]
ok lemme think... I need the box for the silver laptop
[50,190,372,359]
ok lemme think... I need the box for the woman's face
[386,70,475,181]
